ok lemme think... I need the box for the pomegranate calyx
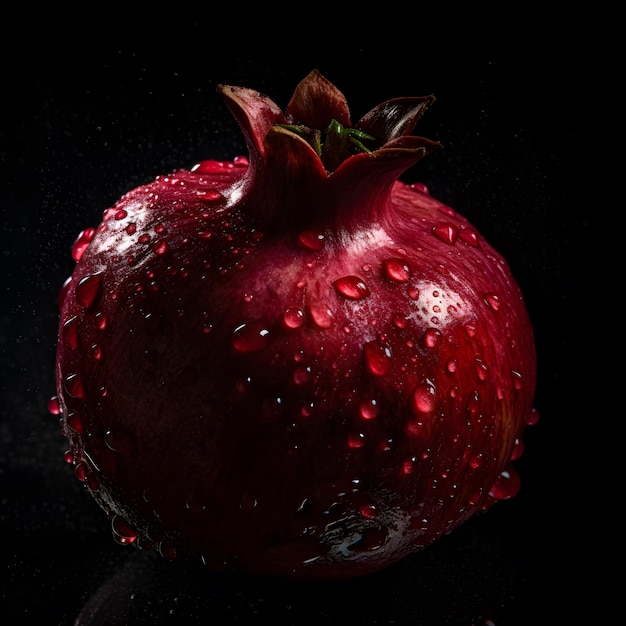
[277,118,376,173]
[218,70,442,230]
[356,95,437,145]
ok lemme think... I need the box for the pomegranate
[52,69,537,579]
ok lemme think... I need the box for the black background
[1,19,606,626]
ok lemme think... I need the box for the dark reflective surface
[2,28,602,625]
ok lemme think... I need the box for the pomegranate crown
[216,69,442,227]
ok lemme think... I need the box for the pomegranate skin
[54,71,537,579]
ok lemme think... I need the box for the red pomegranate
[52,69,538,579]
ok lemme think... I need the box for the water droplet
[185,492,208,512]
[74,462,87,482]
[86,471,100,492]
[292,366,311,385]
[71,228,96,262]
[512,370,523,389]
[382,258,410,283]
[402,457,417,474]
[112,515,137,545]
[392,315,407,329]
[488,465,521,500]
[298,230,325,250]
[352,526,387,552]
[240,492,259,511]
[309,305,334,328]
[95,312,108,330]
[359,397,379,420]
[432,222,459,245]
[152,240,169,255]
[196,189,225,202]
[466,390,481,418]
[407,285,420,300]
[359,502,378,518]
[64,373,85,399]
[75,272,103,308]
[446,358,458,373]
[464,322,477,337]
[468,490,483,507]
[379,438,393,453]
[348,432,366,448]
[232,322,270,352]
[511,437,525,460]
[527,408,540,425]
[363,341,391,376]
[423,327,442,348]
[409,516,429,531]
[234,376,253,396]
[282,307,305,329]
[193,158,247,174]
[125,222,137,235]
[468,453,484,469]
[62,316,79,350]
[459,227,479,246]
[159,542,177,559]
[484,293,500,310]
[333,275,370,300]
[475,359,488,381]
[47,396,60,415]
[66,412,83,433]
[104,428,134,456]
[261,396,283,422]
[90,343,103,360]
[405,418,424,436]
[410,181,429,194]
[412,380,437,414]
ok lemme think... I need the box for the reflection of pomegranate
[52,70,537,579]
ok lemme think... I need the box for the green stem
[277,119,375,172]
